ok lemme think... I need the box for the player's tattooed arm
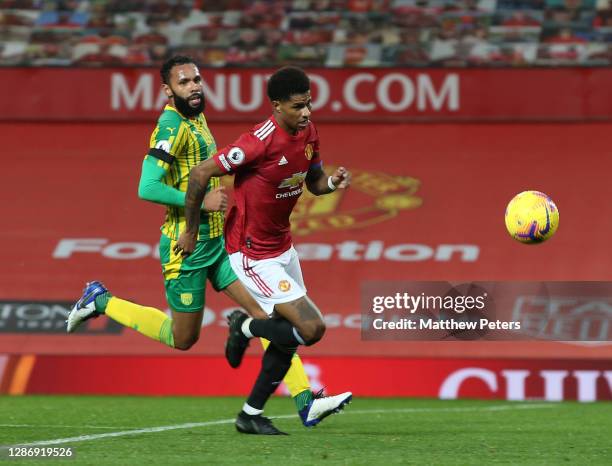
[174,158,225,256]
[306,162,351,195]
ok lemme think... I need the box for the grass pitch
[1,396,611,465]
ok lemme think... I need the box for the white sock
[242,403,263,416]
[292,327,305,345]
[241,317,253,338]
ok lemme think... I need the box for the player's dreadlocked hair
[160,55,196,84]
[267,66,310,102]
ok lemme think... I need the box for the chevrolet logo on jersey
[278,171,308,189]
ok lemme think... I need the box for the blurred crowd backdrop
[2,0,612,67]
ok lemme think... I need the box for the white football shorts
[228,246,307,315]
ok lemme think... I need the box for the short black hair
[160,55,196,84]
[267,66,310,102]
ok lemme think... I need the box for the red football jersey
[213,116,321,259]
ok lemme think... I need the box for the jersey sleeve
[309,123,322,169]
[146,113,186,165]
[213,132,265,174]
[137,155,186,207]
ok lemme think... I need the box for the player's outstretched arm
[306,164,351,196]
[137,157,227,212]
[174,158,226,256]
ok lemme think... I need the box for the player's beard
[172,89,205,118]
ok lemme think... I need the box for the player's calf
[67,281,177,349]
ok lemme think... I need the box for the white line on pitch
[6,403,555,448]
[0,424,133,430]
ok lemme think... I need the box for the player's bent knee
[173,333,200,351]
[174,338,197,351]
[300,320,326,346]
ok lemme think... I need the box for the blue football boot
[66,281,107,333]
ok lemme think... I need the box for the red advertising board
[2,67,612,122]
[2,120,612,362]
[2,354,611,401]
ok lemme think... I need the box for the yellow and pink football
[505,191,559,244]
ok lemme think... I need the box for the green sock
[94,291,113,313]
[159,318,175,348]
[294,389,314,411]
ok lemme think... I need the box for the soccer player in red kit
[175,66,352,435]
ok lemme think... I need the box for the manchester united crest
[278,280,291,292]
[290,166,422,236]
[305,144,313,160]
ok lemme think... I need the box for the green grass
[0,396,611,465]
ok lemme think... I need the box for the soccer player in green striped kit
[68,56,348,430]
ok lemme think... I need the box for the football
[505,191,559,244]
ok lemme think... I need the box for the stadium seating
[1,0,611,66]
